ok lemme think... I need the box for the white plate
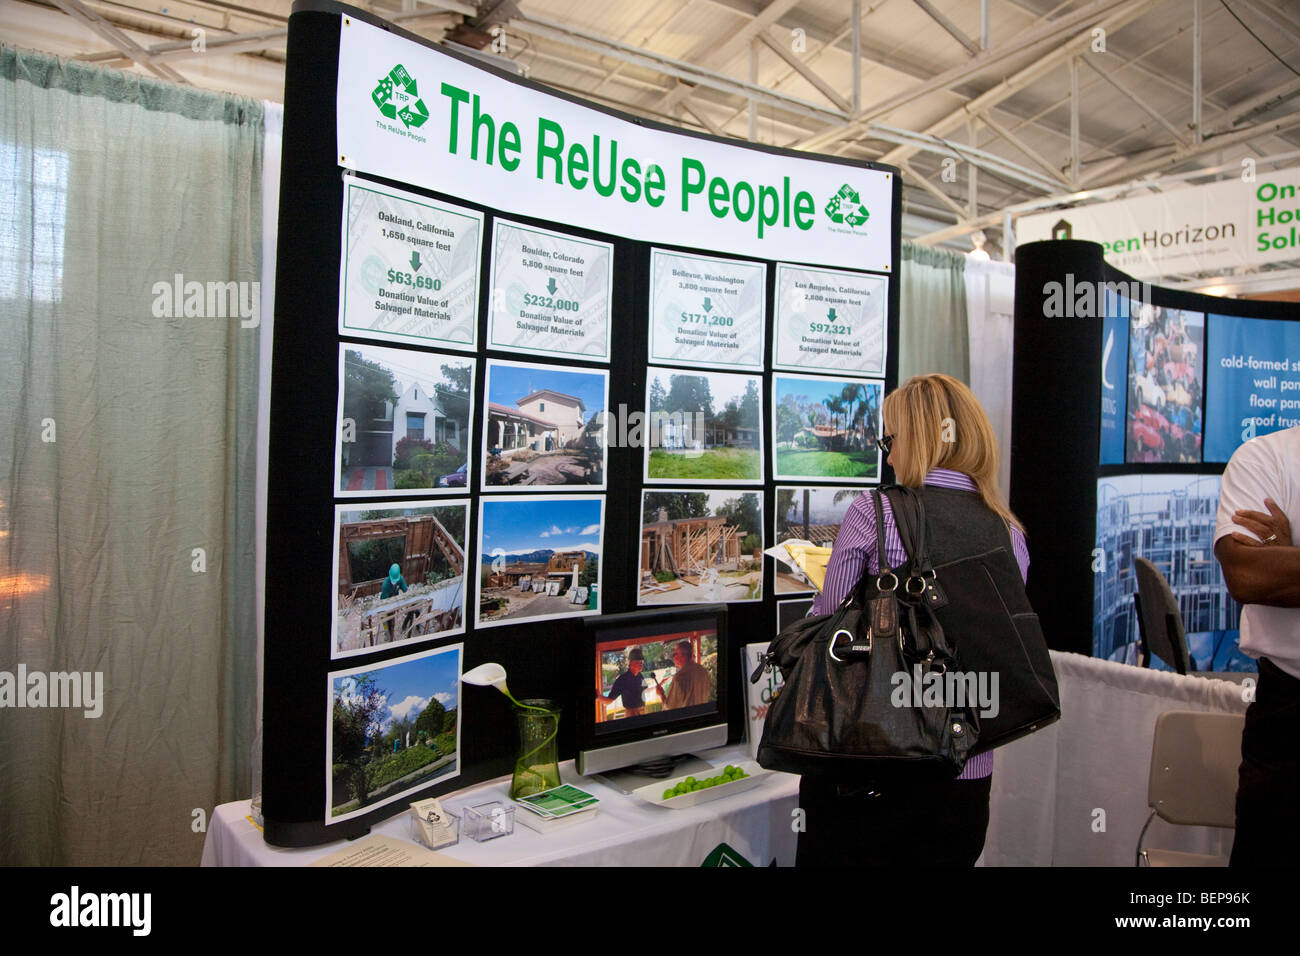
[633,760,769,808]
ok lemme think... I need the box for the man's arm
[1214,536,1300,608]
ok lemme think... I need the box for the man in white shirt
[1213,424,1300,867]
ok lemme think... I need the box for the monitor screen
[595,627,719,735]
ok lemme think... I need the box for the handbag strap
[886,485,932,578]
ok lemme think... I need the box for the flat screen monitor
[575,604,729,777]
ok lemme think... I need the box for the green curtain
[0,46,262,864]
[900,241,970,383]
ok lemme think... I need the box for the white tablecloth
[202,744,800,867]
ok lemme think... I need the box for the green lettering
[471,94,495,163]
[645,164,666,207]
[794,190,814,230]
[537,118,564,183]
[440,83,470,155]
[681,158,705,211]
[592,135,617,197]
[733,180,755,222]
[708,177,729,218]
[758,184,779,238]
[620,157,642,203]
[568,142,589,190]
[499,121,521,171]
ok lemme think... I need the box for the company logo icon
[1051,218,1072,240]
[825,184,870,227]
[372,64,429,129]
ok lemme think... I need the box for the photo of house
[773,374,882,483]
[638,490,762,605]
[482,360,608,488]
[331,501,468,658]
[644,368,763,484]
[336,344,473,496]
[477,496,604,628]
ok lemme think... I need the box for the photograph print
[644,367,764,484]
[336,343,473,497]
[1127,304,1204,464]
[639,489,763,605]
[773,373,882,483]
[477,495,604,629]
[332,500,469,659]
[482,359,608,489]
[327,643,462,824]
[773,486,861,593]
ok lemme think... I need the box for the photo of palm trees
[773,374,883,482]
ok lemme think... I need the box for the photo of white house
[336,344,474,496]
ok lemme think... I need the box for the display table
[202,745,799,867]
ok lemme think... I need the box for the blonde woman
[801,373,1029,867]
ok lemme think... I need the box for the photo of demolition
[638,490,762,605]
[332,502,468,658]
[482,360,608,488]
[477,496,603,628]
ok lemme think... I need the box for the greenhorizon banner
[338,17,893,272]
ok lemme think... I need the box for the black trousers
[796,773,992,867]
[1230,657,1300,867]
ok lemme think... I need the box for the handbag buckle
[828,627,869,663]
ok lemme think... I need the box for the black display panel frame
[264,0,902,847]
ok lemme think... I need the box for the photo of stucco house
[482,360,608,488]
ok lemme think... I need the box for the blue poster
[1099,291,1128,465]
[1204,313,1300,462]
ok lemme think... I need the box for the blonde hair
[882,373,1023,533]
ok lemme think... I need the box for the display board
[1011,239,1297,667]
[264,0,900,847]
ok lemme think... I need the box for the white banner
[338,18,892,272]
[1017,166,1300,279]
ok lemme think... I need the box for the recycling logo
[372,64,429,130]
[825,184,870,227]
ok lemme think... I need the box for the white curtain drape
[964,257,1016,503]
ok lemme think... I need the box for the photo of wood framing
[332,501,468,658]
[638,490,762,605]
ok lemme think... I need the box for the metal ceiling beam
[867,123,1068,194]
[910,0,979,57]
[976,111,1070,187]
[794,0,1139,153]
[1235,0,1300,50]
[76,24,289,63]
[756,29,851,112]
[899,159,970,223]
[678,100,727,138]
[1079,53,1186,145]
[49,0,189,83]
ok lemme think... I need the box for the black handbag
[752,489,977,781]
[889,485,1061,753]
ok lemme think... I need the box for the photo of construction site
[477,495,604,628]
[772,486,861,594]
[638,490,762,606]
[332,501,468,659]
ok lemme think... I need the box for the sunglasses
[879,433,894,454]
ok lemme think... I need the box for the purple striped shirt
[811,469,1030,780]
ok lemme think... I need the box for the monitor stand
[592,754,715,795]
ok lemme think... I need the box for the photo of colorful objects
[332,501,468,659]
[482,359,608,489]
[336,344,473,496]
[1127,305,1204,464]
[773,374,882,482]
[327,644,462,823]
[773,486,861,593]
[644,368,764,484]
[638,490,762,605]
[477,496,603,628]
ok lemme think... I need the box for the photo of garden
[332,502,467,658]
[336,343,473,495]
[773,374,882,482]
[328,645,462,822]
[644,368,763,483]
